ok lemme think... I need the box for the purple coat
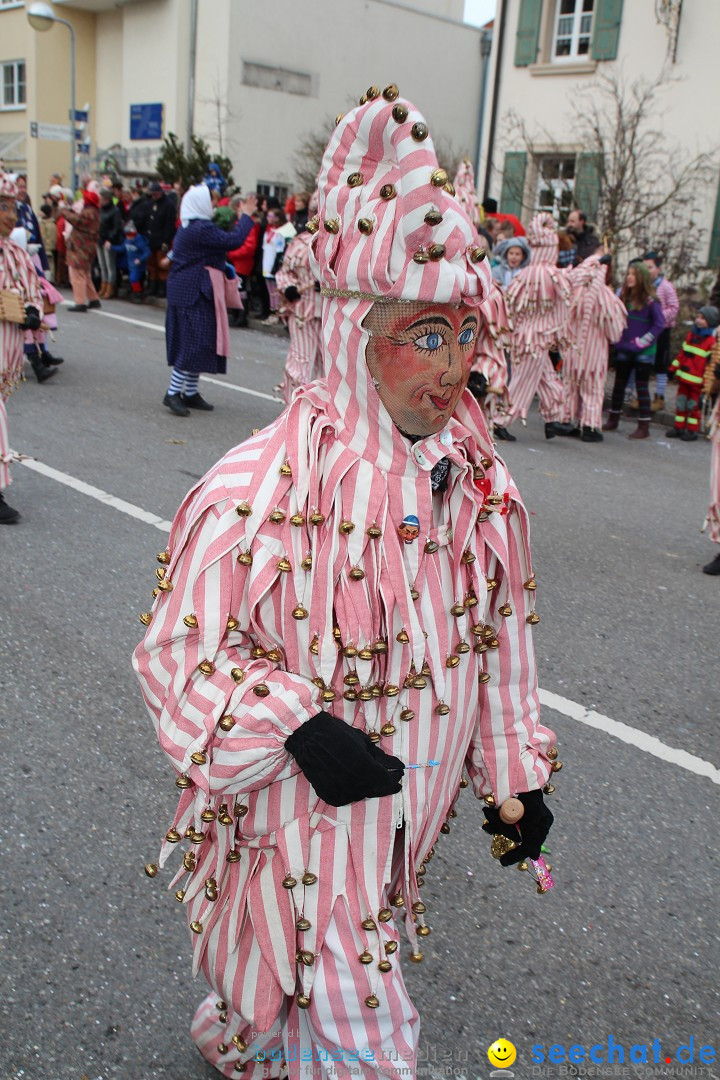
[165,215,253,374]
[615,299,665,358]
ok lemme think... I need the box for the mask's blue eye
[458,326,476,346]
[415,331,443,351]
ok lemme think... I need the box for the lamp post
[26,1,77,194]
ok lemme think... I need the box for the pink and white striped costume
[504,214,570,426]
[276,230,322,405]
[473,282,512,428]
[133,88,556,1079]
[561,255,627,432]
[453,159,480,228]
[0,175,43,490]
[707,397,720,545]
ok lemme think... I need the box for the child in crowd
[261,208,289,317]
[491,236,531,288]
[667,305,719,442]
[122,221,150,303]
[643,251,679,411]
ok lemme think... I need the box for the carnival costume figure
[276,196,323,405]
[133,87,558,1078]
[560,254,627,442]
[471,282,514,440]
[504,213,572,438]
[0,173,43,523]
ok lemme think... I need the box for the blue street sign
[130,103,163,141]
[72,109,89,123]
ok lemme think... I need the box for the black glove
[482,789,553,866]
[314,280,321,292]
[284,285,300,302]
[599,253,612,265]
[286,711,405,806]
[467,370,488,401]
[23,305,41,331]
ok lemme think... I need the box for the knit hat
[310,85,489,307]
[0,173,18,199]
[83,190,100,209]
[124,221,137,234]
[698,305,720,329]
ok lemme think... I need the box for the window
[552,0,594,61]
[0,1,26,9]
[256,181,290,205]
[1,60,26,110]
[534,156,575,223]
[243,63,313,97]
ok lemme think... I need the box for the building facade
[1,0,488,208]
[479,0,720,266]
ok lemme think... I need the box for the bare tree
[197,77,241,158]
[292,121,335,193]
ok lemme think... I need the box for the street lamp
[26,1,77,194]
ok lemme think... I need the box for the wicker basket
[0,289,26,325]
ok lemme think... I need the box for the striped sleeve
[132,496,320,799]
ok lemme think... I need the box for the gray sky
[463,0,497,26]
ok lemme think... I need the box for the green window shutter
[574,152,603,222]
[514,0,542,66]
[709,173,720,265]
[592,0,624,60]
[500,151,527,218]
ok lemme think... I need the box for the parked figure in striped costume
[133,88,558,1079]
[558,253,627,443]
[0,173,44,523]
[503,213,573,439]
[276,195,323,404]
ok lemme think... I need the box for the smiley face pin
[398,514,420,545]
[488,1039,517,1069]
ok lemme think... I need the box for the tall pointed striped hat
[309,84,489,307]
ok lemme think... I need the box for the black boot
[702,553,720,576]
[581,426,604,443]
[665,427,682,438]
[0,492,20,524]
[41,349,64,366]
[181,392,214,411]
[163,391,190,417]
[547,422,576,436]
[494,425,517,442]
[28,349,57,383]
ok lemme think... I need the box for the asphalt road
[1,296,718,1080]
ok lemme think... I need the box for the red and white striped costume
[473,282,512,428]
[276,231,322,405]
[707,397,720,545]
[504,214,570,426]
[561,255,627,432]
[1,176,43,490]
[133,90,555,1079]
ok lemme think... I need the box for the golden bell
[175,889,186,902]
[302,871,317,886]
[299,949,315,966]
[155,566,167,581]
[446,655,460,669]
[217,1042,229,1055]
[435,703,450,716]
[344,690,358,702]
[139,612,153,626]
[384,940,399,955]
[478,672,491,685]
[412,901,426,914]
[191,751,207,765]
[547,746,558,760]
[412,676,427,689]
[183,852,196,871]
[333,626,342,640]
[361,917,377,931]
[394,631,409,648]
[430,168,448,187]
[365,995,380,1009]
[358,689,373,701]
[206,887,218,902]
[411,122,429,141]
[296,917,312,931]
[357,218,374,236]
[144,863,158,878]
[551,760,563,772]
[235,501,252,517]
[428,243,445,261]
[310,510,325,526]
[266,648,282,662]
[189,830,205,844]
[358,951,373,964]
[378,958,392,973]
[366,524,382,538]
[324,217,340,234]
[276,557,291,573]
[410,587,420,600]
[400,708,414,722]
[464,594,478,609]
[524,576,537,590]
[391,104,408,123]
[253,684,270,698]
[157,550,171,565]
[334,113,344,127]
[226,617,240,632]
[309,636,319,655]
[380,723,396,737]
[157,579,173,592]
[358,647,374,661]
[413,250,430,264]
[292,606,309,620]
[198,660,215,676]
[151,588,159,599]
[253,643,267,656]
[226,849,241,863]
[527,612,541,625]
[459,776,469,788]
[486,578,498,590]
[424,538,439,553]
[417,925,431,937]
[301,556,312,571]
[384,684,399,697]
[371,685,382,698]
[470,623,483,637]
[218,812,234,827]
[372,639,388,654]
[230,667,245,683]
[347,171,364,187]
[290,513,306,527]
[322,689,336,702]
[282,874,297,889]
[349,567,365,581]
[543,782,556,795]
[390,893,404,908]
[380,184,397,201]
[424,209,443,226]
[165,828,181,843]
[383,83,399,100]
[175,774,191,789]
[517,861,529,872]
[268,509,285,524]
[444,181,456,196]
[378,908,393,922]
[366,84,380,99]
[339,520,355,535]
[279,461,292,476]
[456,641,470,654]
[190,921,203,934]
[295,993,311,1010]
[409,951,424,963]
[469,245,487,263]
[450,603,465,617]
[440,822,450,834]
[232,1035,247,1051]
[344,672,360,686]
[237,551,253,566]
[498,604,513,618]
[369,730,381,742]
[343,643,358,658]
[201,807,216,822]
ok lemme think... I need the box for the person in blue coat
[121,221,151,303]
[163,184,257,416]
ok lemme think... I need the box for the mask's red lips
[429,393,453,410]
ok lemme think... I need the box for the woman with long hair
[604,261,665,439]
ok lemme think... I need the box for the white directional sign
[30,121,72,141]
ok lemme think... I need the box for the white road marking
[62,302,283,403]
[539,688,720,786]
[12,452,720,786]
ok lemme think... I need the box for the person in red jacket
[667,305,718,441]
[227,193,261,327]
